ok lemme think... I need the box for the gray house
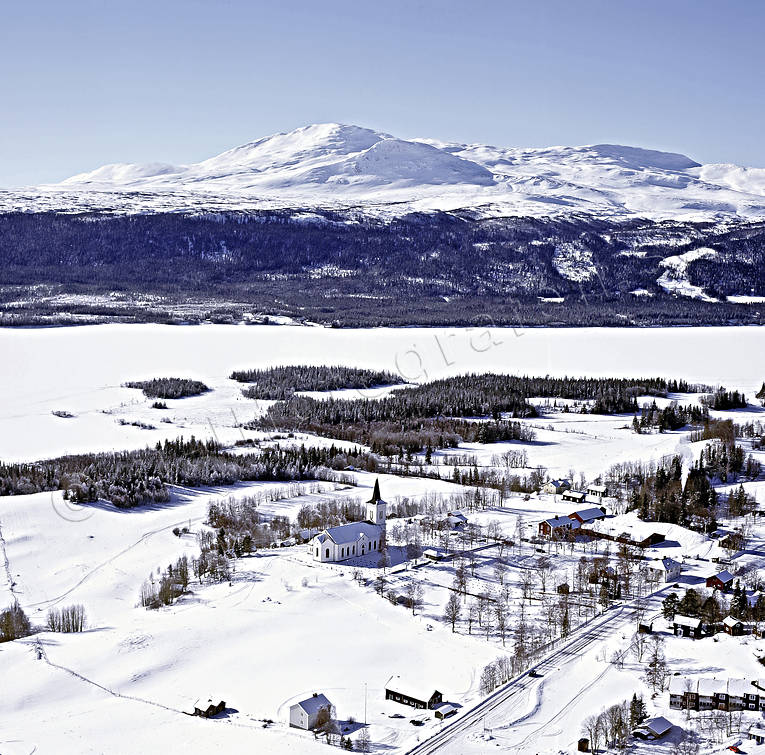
[289,692,334,730]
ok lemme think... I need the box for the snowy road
[406,600,649,754]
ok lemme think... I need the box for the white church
[310,479,387,563]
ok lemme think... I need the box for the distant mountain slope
[4,122,764,220]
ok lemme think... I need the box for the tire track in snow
[30,637,185,715]
[30,638,291,736]
[27,515,205,609]
[0,512,19,602]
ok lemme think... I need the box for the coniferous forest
[232,365,404,399]
[1,210,765,327]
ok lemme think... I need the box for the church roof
[323,521,381,546]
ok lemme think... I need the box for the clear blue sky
[1,0,763,187]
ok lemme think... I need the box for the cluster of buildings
[289,676,449,733]
[540,480,609,501]
[669,677,765,712]
[538,506,608,538]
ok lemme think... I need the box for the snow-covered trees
[123,378,210,399]
[404,581,424,615]
[356,727,371,752]
[46,604,86,633]
[662,592,679,621]
[479,655,514,696]
[643,635,668,693]
[582,698,633,753]
[233,365,404,399]
[0,603,31,642]
[443,593,461,632]
[0,438,365,505]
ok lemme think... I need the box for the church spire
[371,478,381,503]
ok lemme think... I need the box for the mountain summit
[24,123,765,220]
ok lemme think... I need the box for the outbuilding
[723,615,744,636]
[562,490,586,504]
[433,702,458,720]
[633,716,673,740]
[568,507,607,525]
[190,697,226,718]
[673,614,703,638]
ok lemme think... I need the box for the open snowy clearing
[2,323,765,462]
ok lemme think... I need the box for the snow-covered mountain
[7,122,765,219]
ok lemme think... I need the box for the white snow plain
[2,323,765,462]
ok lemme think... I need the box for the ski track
[0,511,19,602]
[27,514,206,609]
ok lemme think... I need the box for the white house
[309,480,387,563]
[445,512,467,529]
[289,693,334,730]
[649,557,683,583]
[542,479,571,495]
[587,484,608,499]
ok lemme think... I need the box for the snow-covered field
[2,323,765,462]
[2,323,765,754]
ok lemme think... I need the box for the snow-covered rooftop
[385,675,441,703]
[321,521,381,546]
[291,693,333,717]
[570,507,606,523]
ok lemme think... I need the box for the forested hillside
[1,210,764,326]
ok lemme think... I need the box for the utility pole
[364,682,367,725]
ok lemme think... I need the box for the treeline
[700,388,748,410]
[232,365,404,399]
[123,377,210,399]
[0,437,366,507]
[663,583,759,624]
[253,373,680,455]
[632,401,708,432]
[256,406,535,457]
[627,447,757,529]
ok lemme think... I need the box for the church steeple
[365,478,386,529]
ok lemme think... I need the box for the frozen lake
[1,323,764,461]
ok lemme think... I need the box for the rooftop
[292,693,332,717]
[385,674,441,702]
[322,521,381,546]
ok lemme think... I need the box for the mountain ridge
[11,122,764,221]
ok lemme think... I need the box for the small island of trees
[123,377,210,399]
